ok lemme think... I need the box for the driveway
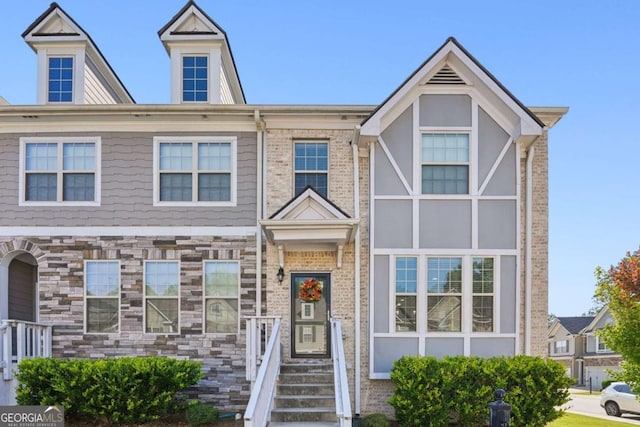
[565,389,640,425]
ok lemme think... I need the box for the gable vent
[427,65,465,85]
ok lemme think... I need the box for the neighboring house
[548,316,594,384]
[547,307,621,387]
[0,0,567,420]
[582,307,622,387]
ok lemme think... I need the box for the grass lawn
[548,413,637,426]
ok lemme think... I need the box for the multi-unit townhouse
[0,1,566,422]
[548,307,621,388]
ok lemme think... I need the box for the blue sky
[1,1,638,316]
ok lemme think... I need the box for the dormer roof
[361,37,544,142]
[22,2,134,104]
[158,0,245,104]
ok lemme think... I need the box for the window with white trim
[204,261,239,334]
[144,261,179,334]
[20,137,99,205]
[427,257,462,332]
[395,257,417,332]
[85,261,119,333]
[596,335,611,353]
[472,257,494,332]
[154,137,236,205]
[294,141,328,197]
[421,133,469,194]
[554,339,568,353]
[182,55,208,102]
[48,57,73,103]
[391,255,498,335]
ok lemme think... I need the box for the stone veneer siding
[0,235,258,411]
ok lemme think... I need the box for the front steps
[270,361,339,426]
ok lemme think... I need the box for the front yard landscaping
[548,413,637,426]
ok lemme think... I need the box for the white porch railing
[331,318,352,427]
[245,316,279,388]
[243,317,281,427]
[1,320,52,380]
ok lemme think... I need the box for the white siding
[83,63,117,104]
[220,63,234,104]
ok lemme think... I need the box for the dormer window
[158,1,245,105]
[48,57,74,103]
[182,55,208,102]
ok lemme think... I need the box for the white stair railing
[244,317,281,427]
[1,320,52,380]
[245,316,279,388]
[331,318,352,427]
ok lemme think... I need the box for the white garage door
[585,366,614,389]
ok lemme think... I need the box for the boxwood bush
[15,356,202,424]
[389,355,572,427]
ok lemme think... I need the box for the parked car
[600,382,640,417]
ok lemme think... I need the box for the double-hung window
[395,257,417,332]
[596,336,611,353]
[204,261,239,334]
[48,57,73,103]
[554,340,568,354]
[294,142,328,197]
[144,261,179,334]
[20,137,99,205]
[472,257,494,332]
[422,133,469,194]
[85,261,119,333]
[426,257,462,332]
[182,56,208,102]
[154,137,236,205]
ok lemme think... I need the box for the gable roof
[269,186,351,221]
[583,306,612,334]
[360,37,544,137]
[22,2,135,104]
[556,316,594,335]
[260,187,358,268]
[158,0,245,104]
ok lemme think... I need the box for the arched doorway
[1,251,38,322]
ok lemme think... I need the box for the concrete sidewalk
[565,388,640,425]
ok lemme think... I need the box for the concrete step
[270,407,337,423]
[277,382,335,395]
[269,422,339,427]
[280,362,333,374]
[278,372,333,384]
[275,394,335,408]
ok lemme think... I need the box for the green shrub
[185,403,219,425]
[362,413,390,427]
[16,356,202,425]
[389,355,572,427]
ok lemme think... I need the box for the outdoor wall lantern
[277,267,284,284]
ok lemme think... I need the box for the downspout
[351,125,362,415]
[255,109,265,316]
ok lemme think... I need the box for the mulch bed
[65,413,243,426]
